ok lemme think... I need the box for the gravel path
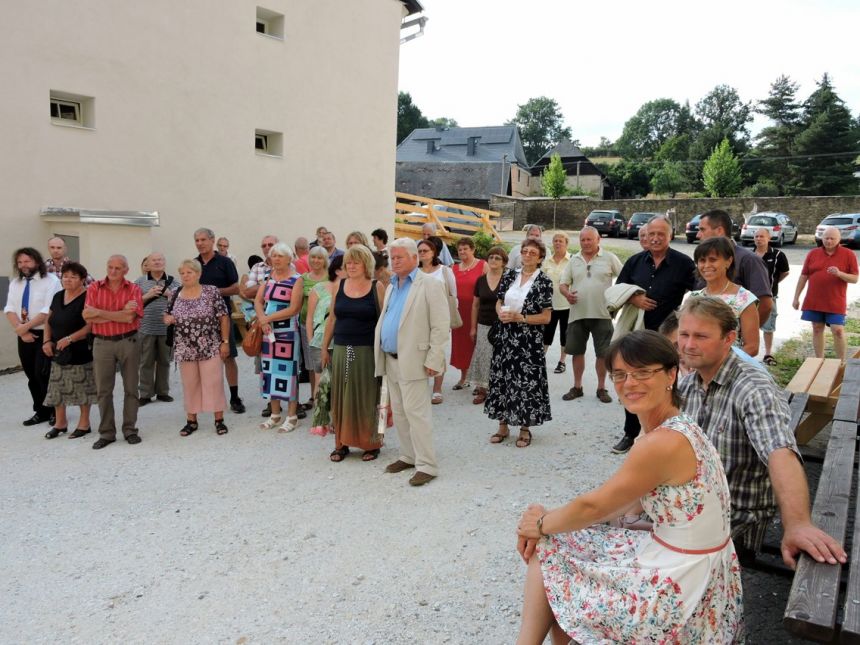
[0,345,812,643]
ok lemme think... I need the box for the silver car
[739,212,798,247]
[815,213,860,249]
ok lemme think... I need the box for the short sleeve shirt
[800,245,859,315]
[84,279,143,336]
[134,273,175,335]
[758,247,790,297]
[560,249,623,321]
[197,253,238,310]
[541,253,571,311]
[172,285,229,362]
[616,248,696,330]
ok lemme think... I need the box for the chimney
[426,139,437,154]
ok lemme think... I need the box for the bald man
[83,255,144,449]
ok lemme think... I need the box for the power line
[584,150,860,167]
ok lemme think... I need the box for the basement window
[255,129,283,157]
[50,91,95,128]
[256,7,285,39]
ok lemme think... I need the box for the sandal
[490,426,509,444]
[472,389,487,405]
[330,446,349,462]
[278,415,299,433]
[553,361,566,374]
[215,419,228,435]
[180,421,198,436]
[362,448,381,461]
[68,427,91,439]
[431,393,443,405]
[763,355,777,366]
[452,382,468,391]
[260,415,282,430]
[45,427,67,439]
[516,428,532,448]
[300,399,314,411]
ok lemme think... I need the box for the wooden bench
[786,357,847,445]
[784,358,860,641]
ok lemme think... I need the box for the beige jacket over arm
[374,271,450,380]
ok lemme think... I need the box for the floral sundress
[538,414,744,643]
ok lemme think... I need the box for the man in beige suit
[375,238,450,486]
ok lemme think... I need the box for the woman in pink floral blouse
[163,259,230,436]
[514,330,743,644]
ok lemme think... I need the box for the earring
[666,385,672,390]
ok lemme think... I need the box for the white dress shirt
[4,273,62,330]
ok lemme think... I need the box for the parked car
[739,212,798,247]
[685,214,742,244]
[815,213,860,248]
[626,212,660,239]
[585,209,626,238]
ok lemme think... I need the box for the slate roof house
[395,125,533,208]
[531,140,613,199]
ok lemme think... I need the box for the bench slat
[784,419,857,640]
[834,359,860,423]
[787,358,824,394]
[807,359,843,402]
[788,392,810,434]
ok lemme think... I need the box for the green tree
[616,99,694,159]
[694,85,753,152]
[702,139,743,197]
[429,116,458,129]
[397,92,430,144]
[754,75,802,194]
[541,153,570,229]
[599,160,652,198]
[651,161,688,197]
[791,74,859,195]
[507,96,572,165]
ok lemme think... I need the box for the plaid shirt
[679,350,799,551]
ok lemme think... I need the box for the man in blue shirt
[374,238,449,486]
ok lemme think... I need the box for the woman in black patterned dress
[484,238,553,448]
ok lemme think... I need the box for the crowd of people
[5,212,858,641]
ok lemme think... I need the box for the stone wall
[491,195,860,234]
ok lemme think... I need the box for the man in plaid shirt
[677,296,846,569]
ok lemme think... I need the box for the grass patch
[767,336,808,387]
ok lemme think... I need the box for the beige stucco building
[0,0,421,366]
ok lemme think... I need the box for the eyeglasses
[488,254,503,261]
[609,367,665,383]
[585,264,591,278]
[418,249,432,254]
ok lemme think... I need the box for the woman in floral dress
[515,330,743,644]
[690,236,759,357]
[484,238,553,448]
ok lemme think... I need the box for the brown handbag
[242,319,263,357]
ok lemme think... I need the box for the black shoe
[23,413,50,426]
[261,403,272,417]
[296,408,307,420]
[156,394,174,402]
[138,397,152,406]
[49,415,56,426]
[92,438,115,450]
[230,398,246,414]
[126,434,142,445]
[611,436,634,454]
[45,427,67,439]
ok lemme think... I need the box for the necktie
[21,277,32,321]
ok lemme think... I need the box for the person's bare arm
[756,296,773,328]
[739,304,760,356]
[470,296,479,342]
[305,289,319,343]
[769,447,847,569]
[792,275,808,309]
[219,282,239,297]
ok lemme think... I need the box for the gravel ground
[0,338,822,644]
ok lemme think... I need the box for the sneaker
[562,386,584,401]
[553,361,566,374]
[596,389,612,403]
[611,436,634,454]
[230,398,246,414]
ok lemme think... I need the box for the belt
[94,330,138,341]
[651,531,731,555]
[386,352,398,359]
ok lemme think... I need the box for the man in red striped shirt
[83,255,144,449]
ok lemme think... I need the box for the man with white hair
[793,226,858,360]
[134,252,174,405]
[508,225,543,269]
[421,222,454,266]
[637,224,650,252]
[83,254,144,449]
[216,237,237,264]
[375,238,450,486]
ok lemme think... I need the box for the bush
[450,231,511,260]
[741,181,780,197]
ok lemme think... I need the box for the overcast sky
[398,0,859,147]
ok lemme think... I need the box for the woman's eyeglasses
[609,367,665,383]
[488,254,503,261]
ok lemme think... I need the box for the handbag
[242,319,263,357]
[445,267,463,329]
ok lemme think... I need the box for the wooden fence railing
[394,192,502,243]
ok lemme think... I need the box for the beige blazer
[374,270,450,381]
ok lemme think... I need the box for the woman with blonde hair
[256,243,304,433]
[322,244,386,462]
[345,231,370,248]
[163,258,231,436]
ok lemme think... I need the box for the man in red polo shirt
[83,255,144,449]
[793,226,859,360]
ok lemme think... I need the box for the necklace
[705,280,731,296]
[460,258,477,271]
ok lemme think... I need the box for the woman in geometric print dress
[255,242,304,434]
[515,330,743,644]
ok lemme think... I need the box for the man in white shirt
[4,247,62,425]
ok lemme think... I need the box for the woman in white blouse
[417,236,456,404]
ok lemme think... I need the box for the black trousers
[623,407,641,439]
[18,331,52,417]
